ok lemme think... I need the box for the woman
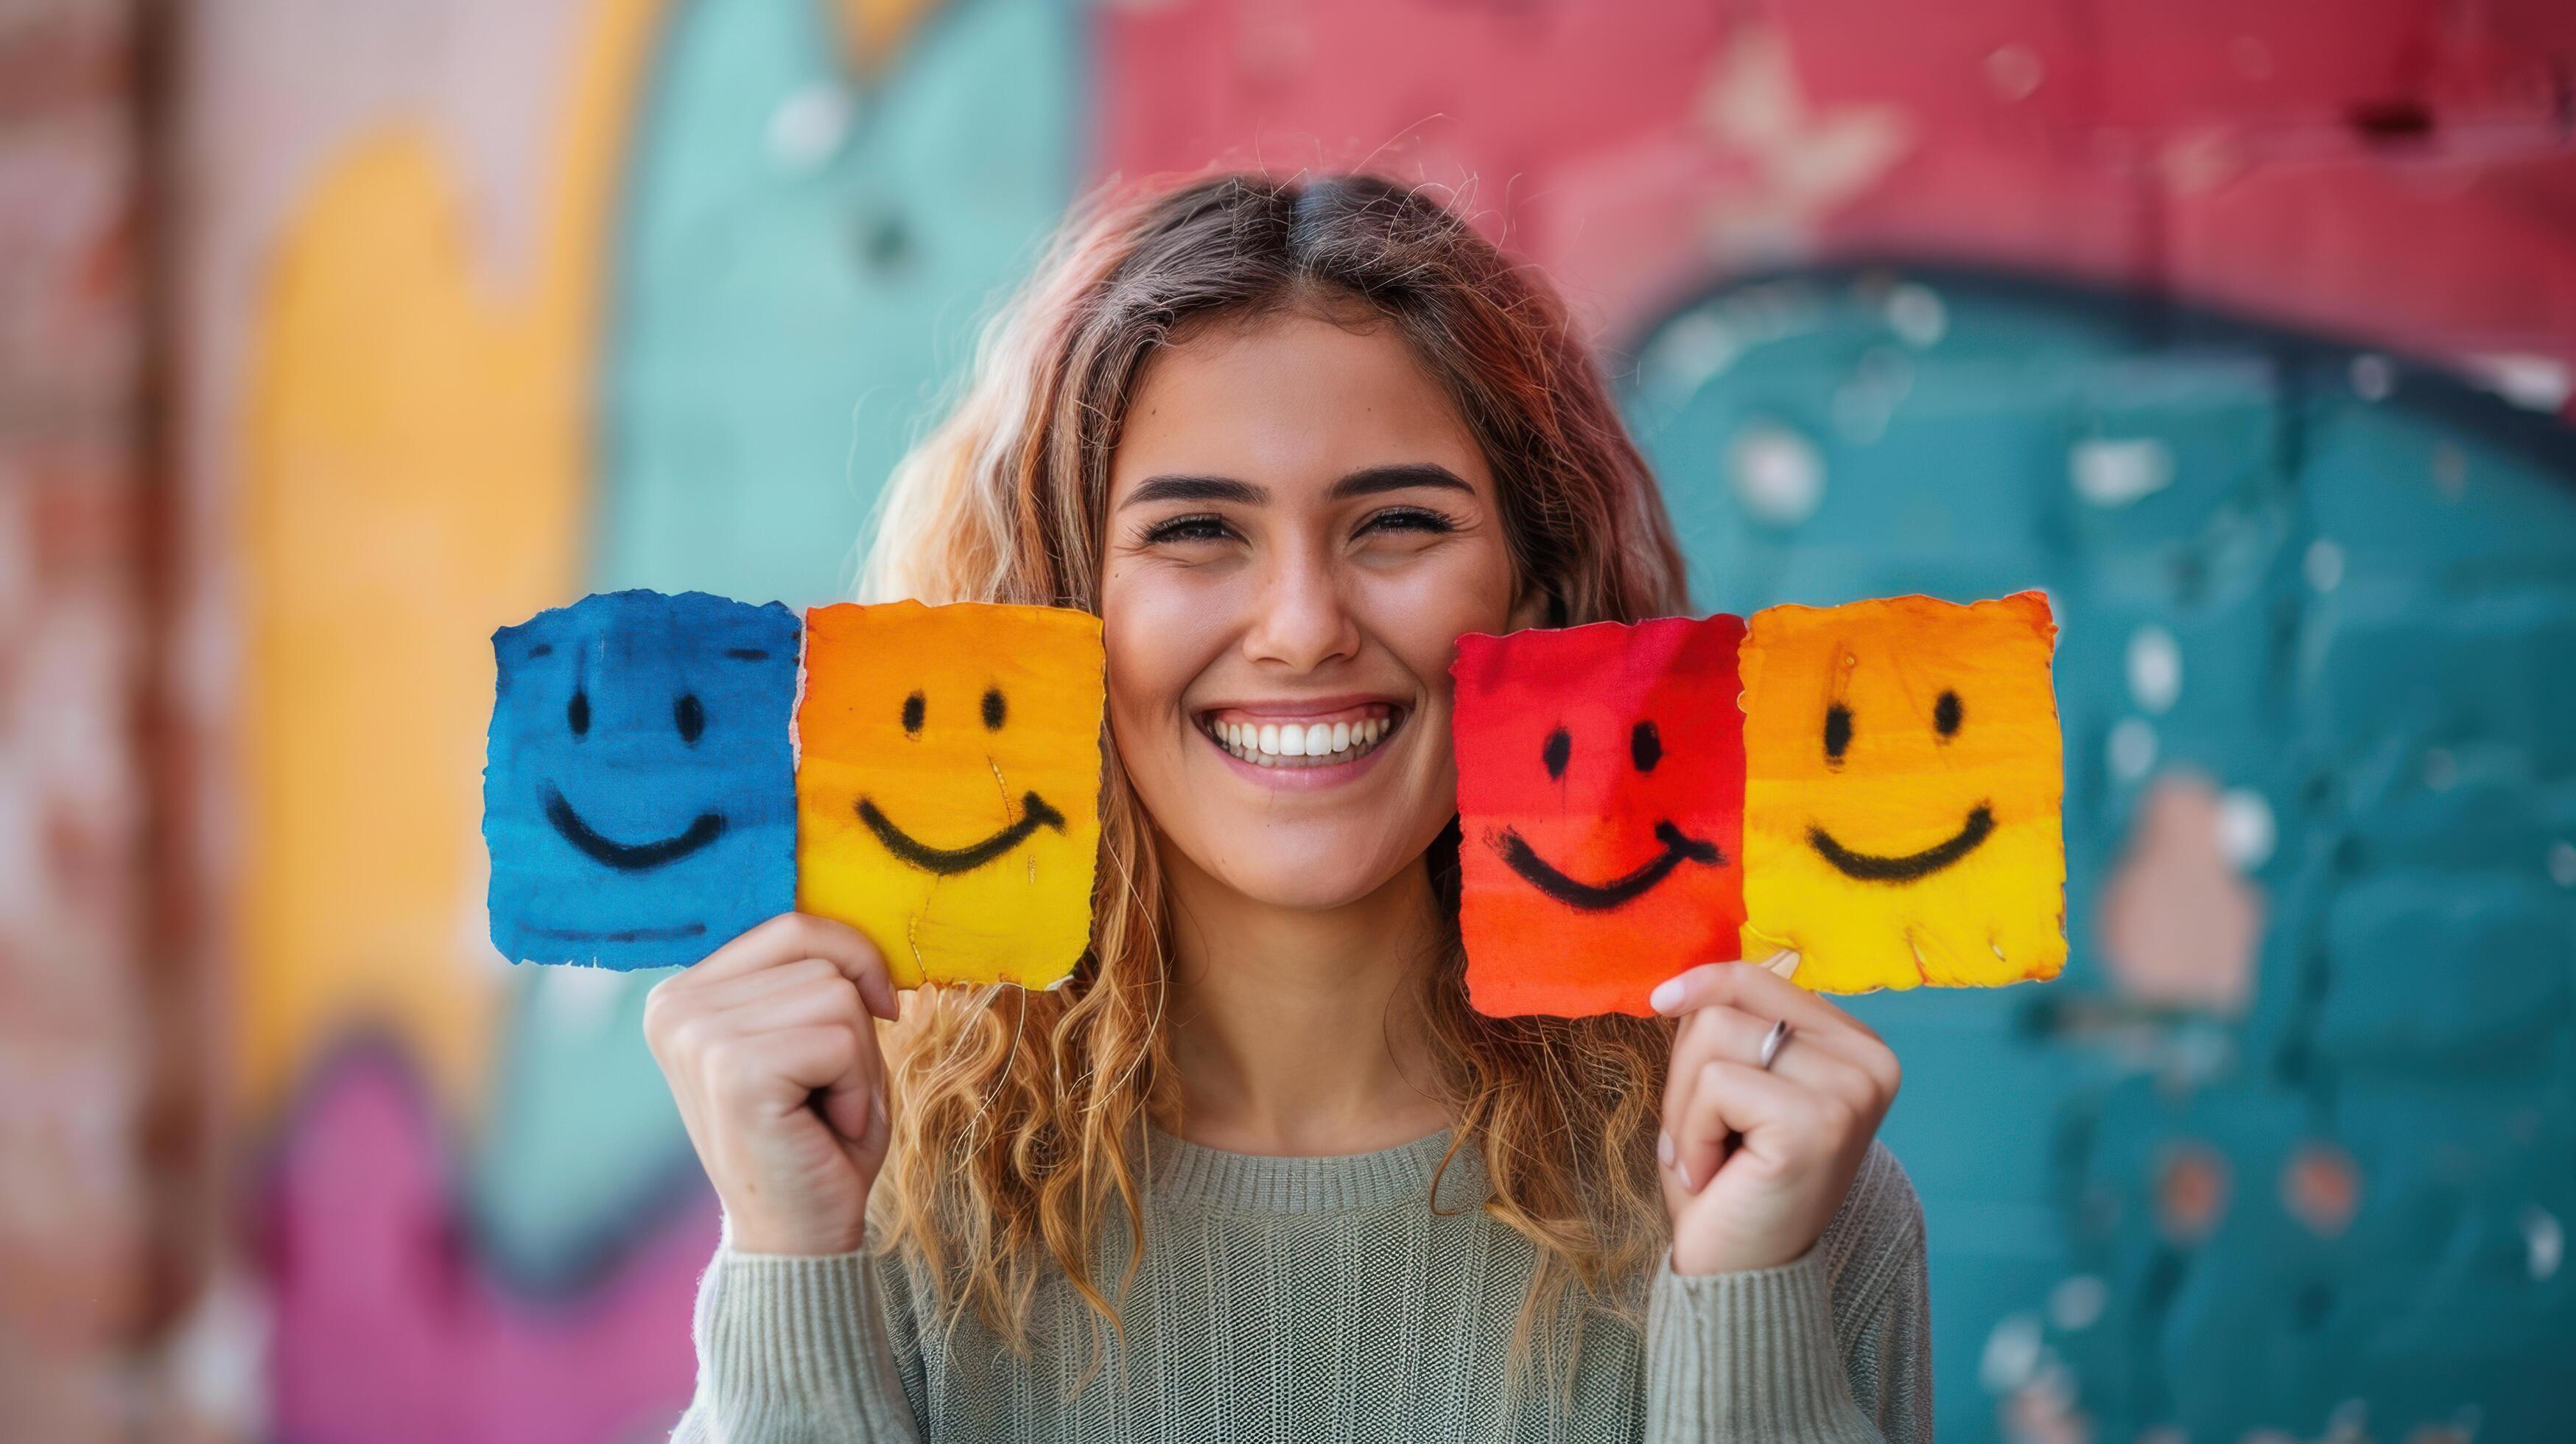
[654,172,1929,1442]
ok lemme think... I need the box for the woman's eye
[1140,513,1235,545]
[1358,506,1459,537]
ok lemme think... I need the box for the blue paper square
[483,590,800,968]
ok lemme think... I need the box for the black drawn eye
[1630,721,1662,773]
[567,688,591,739]
[675,693,705,745]
[1542,726,1571,780]
[1823,703,1851,764]
[982,687,1007,731]
[901,691,924,735]
[1934,690,1962,740]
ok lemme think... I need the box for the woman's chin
[1184,835,1431,915]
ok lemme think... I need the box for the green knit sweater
[671,1130,1931,1443]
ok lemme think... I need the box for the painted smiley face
[794,600,1106,990]
[1451,615,1748,1017]
[483,591,801,968]
[1738,592,2068,993]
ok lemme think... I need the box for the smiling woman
[650,173,1932,1443]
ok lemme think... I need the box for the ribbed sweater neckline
[1145,1125,1488,1214]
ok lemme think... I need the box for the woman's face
[1101,306,1524,911]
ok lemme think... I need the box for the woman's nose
[1239,548,1361,673]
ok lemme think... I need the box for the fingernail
[1648,977,1685,1013]
[1657,1130,1675,1169]
[1672,1157,1694,1191]
[1764,950,1802,980]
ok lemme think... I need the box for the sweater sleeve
[667,1235,927,1444]
[1643,1142,1934,1444]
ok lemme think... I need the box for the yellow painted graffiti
[236,0,666,1112]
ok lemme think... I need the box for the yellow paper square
[1739,592,2067,993]
[795,600,1106,989]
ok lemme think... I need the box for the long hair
[861,172,1691,1374]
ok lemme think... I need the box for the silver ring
[1758,1019,1794,1072]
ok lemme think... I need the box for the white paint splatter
[2071,437,2175,508]
[1728,421,1826,525]
[2215,788,2276,871]
[1983,43,2044,102]
[2109,718,2158,782]
[1885,283,1947,348]
[2303,538,2345,593]
[2126,626,2183,715]
[768,83,854,172]
[2466,352,2575,412]
[1641,309,1739,400]
[2048,1275,2105,1331]
[2525,1206,2563,1280]
[1979,1311,2043,1393]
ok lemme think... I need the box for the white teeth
[1210,712,1397,765]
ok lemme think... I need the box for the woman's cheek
[1360,546,1517,673]
[1101,567,1232,745]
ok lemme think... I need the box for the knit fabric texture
[673,1131,1931,1443]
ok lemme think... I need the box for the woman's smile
[1195,697,1405,784]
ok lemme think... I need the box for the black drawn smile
[544,785,726,872]
[858,792,1067,875]
[1495,821,1724,911]
[1808,803,1995,883]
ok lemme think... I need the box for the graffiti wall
[151,0,2576,1439]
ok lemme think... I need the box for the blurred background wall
[1,0,2572,1439]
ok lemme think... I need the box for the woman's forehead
[1111,311,1492,501]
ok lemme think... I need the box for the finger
[1649,958,1883,1045]
[751,1012,880,1151]
[685,956,856,1013]
[1663,1057,1837,1196]
[1670,1003,1887,1113]
[708,972,882,1053]
[815,1051,885,1154]
[707,1023,863,1117]
[687,913,899,1020]
[1662,1000,1825,1115]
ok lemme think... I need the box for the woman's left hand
[1649,955,1902,1276]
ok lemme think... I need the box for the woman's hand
[645,913,902,1257]
[1649,955,1901,1276]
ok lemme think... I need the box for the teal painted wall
[1626,269,2576,1440]
[466,0,1079,1282]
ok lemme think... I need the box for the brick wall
[0,0,210,1437]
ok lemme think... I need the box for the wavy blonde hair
[861,172,1691,1375]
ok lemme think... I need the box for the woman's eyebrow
[1329,463,1475,500]
[1120,474,1268,508]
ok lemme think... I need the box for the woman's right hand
[645,913,902,1256]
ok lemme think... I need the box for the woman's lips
[1197,702,1402,769]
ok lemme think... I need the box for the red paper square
[1451,616,1749,1017]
